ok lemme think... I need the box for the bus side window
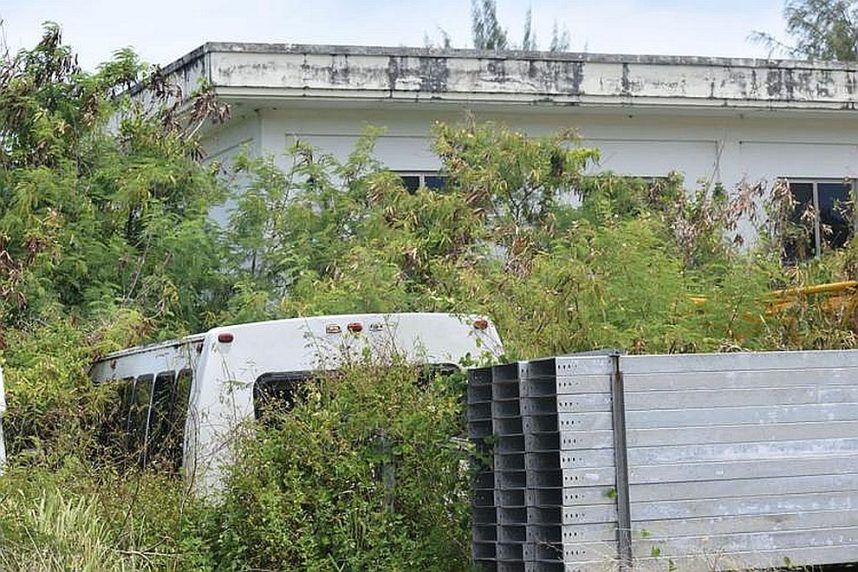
[417,363,461,388]
[147,369,193,472]
[148,371,176,468]
[171,369,193,471]
[253,372,312,422]
[98,376,135,462]
[129,374,154,467]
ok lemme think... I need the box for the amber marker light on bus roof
[217,332,234,343]
[473,318,489,330]
[325,324,342,334]
[347,322,363,333]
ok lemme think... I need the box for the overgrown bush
[191,361,472,571]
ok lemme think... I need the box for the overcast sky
[1,0,791,70]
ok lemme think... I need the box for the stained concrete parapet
[155,42,858,112]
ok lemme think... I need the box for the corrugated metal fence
[468,350,858,571]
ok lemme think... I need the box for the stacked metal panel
[552,356,621,569]
[492,363,527,569]
[470,356,622,571]
[520,358,563,570]
[468,366,497,568]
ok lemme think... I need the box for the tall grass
[0,489,143,571]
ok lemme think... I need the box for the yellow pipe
[690,281,858,307]
[769,281,858,299]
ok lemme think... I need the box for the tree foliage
[470,0,570,52]
[0,24,229,335]
[471,0,509,50]
[754,0,858,60]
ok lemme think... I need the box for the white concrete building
[160,42,858,255]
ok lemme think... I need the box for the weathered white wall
[202,104,858,196]
[201,111,261,225]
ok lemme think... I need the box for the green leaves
[0,25,227,332]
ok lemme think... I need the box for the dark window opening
[253,364,462,420]
[818,182,853,250]
[786,179,854,261]
[253,372,315,421]
[98,377,135,463]
[100,369,193,472]
[417,363,461,388]
[423,175,447,191]
[400,175,421,193]
[147,369,193,471]
[397,172,448,193]
[129,374,154,466]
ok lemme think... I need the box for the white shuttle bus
[90,313,502,494]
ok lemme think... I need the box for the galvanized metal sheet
[559,486,617,507]
[562,467,616,487]
[626,402,858,428]
[560,539,619,564]
[621,350,858,374]
[627,437,858,465]
[629,454,858,484]
[558,450,615,470]
[562,504,620,525]
[560,430,614,450]
[557,412,613,432]
[623,366,858,391]
[562,523,617,543]
[632,508,858,538]
[631,473,858,503]
[624,385,858,410]
[633,544,858,571]
[563,560,620,572]
[554,376,612,395]
[560,431,615,451]
[627,420,858,448]
[470,349,858,570]
[634,525,858,556]
[555,393,613,412]
[630,490,858,521]
[554,356,615,376]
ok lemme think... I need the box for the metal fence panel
[622,351,858,569]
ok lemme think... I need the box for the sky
[0,0,791,71]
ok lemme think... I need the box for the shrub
[191,360,472,571]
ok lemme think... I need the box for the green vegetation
[0,26,856,570]
[423,0,569,52]
[753,0,858,61]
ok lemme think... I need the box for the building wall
[203,105,858,195]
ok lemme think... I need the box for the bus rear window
[102,369,193,471]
